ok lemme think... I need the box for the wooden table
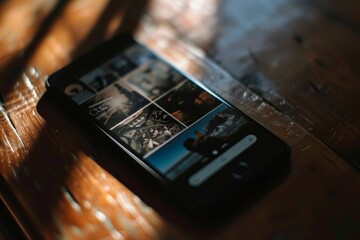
[1,0,360,239]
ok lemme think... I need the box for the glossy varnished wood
[1,0,360,239]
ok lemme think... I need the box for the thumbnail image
[125,59,184,100]
[80,67,118,92]
[106,55,137,77]
[156,81,221,126]
[112,104,184,156]
[146,104,248,180]
[83,81,149,128]
[124,44,156,66]
[64,83,95,105]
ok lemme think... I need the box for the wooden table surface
[1,0,360,239]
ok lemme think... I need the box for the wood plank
[144,0,360,167]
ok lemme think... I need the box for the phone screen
[62,43,258,186]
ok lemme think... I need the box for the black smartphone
[46,34,290,218]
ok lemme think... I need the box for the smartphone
[46,34,290,218]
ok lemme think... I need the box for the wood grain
[1,0,360,239]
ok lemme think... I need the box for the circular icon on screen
[64,84,83,96]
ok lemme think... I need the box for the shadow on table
[3,0,148,238]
